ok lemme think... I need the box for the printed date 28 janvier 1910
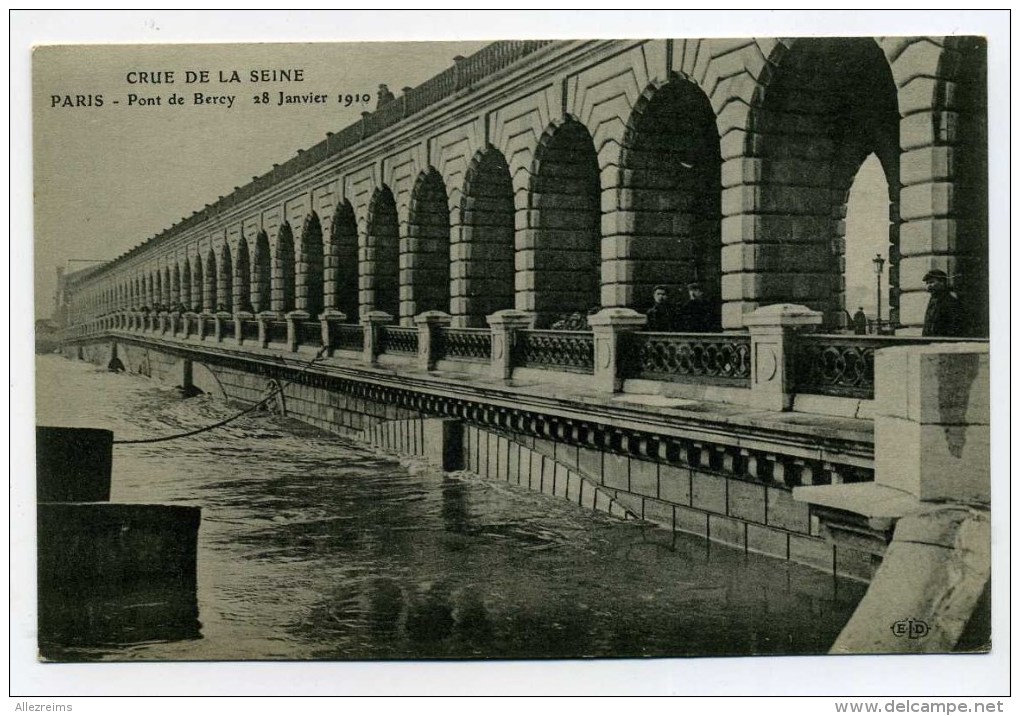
[49,91,372,109]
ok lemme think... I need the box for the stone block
[629,459,658,498]
[899,182,954,221]
[709,514,746,549]
[658,464,691,505]
[900,146,955,187]
[533,438,556,459]
[746,523,789,560]
[788,533,835,574]
[578,447,603,481]
[727,478,766,524]
[580,479,598,510]
[835,545,877,583]
[875,416,989,502]
[875,344,989,425]
[691,471,727,515]
[674,505,709,537]
[527,451,544,491]
[554,463,570,498]
[642,498,674,530]
[602,453,630,490]
[555,442,579,469]
[540,456,557,496]
[508,442,520,484]
[767,487,810,533]
[611,490,643,518]
[565,471,583,504]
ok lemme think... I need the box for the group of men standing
[644,282,719,333]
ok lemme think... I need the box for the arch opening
[529,119,601,326]
[273,223,296,313]
[235,236,252,312]
[458,147,515,326]
[404,169,452,323]
[328,201,360,317]
[219,242,233,313]
[364,187,400,318]
[252,230,272,313]
[298,212,324,316]
[204,249,218,312]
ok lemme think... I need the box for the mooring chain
[112,345,329,445]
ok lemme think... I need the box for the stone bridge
[58,37,987,335]
[52,38,991,647]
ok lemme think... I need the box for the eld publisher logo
[891,618,930,639]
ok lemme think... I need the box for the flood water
[35,354,866,661]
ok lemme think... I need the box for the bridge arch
[234,235,252,312]
[615,75,722,314]
[731,38,899,327]
[525,117,602,325]
[402,168,452,323]
[327,200,359,317]
[297,212,324,316]
[363,186,400,318]
[252,230,272,313]
[454,146,516,327]
[204,247,218,312]
[219,241,233,312]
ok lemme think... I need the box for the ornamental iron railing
[515,330,594,374]
[623,332,751,387]
[331,323,364,352]
[240,319,260,343]
[435,327,491,362]
[379,325,419,355]
[267,320,289,344]
[298,320,322,347]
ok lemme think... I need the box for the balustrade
[331,323,364,353]
[297,320,322,348]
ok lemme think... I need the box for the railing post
[257,311,278,348]
[183,311,198,339]
[873,343,990,502]
[319,309,347,357]
[235,310,253,344]
[587,308,648,394]
[214,311,231,342]
[159,312,170,335]
[742,304,823,411]
[363,311,393,365]
[414,310,452,371]
[285,310,310,352]
[486,309,533,380]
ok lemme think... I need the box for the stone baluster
[319,309,347,357]
[414,310,452,371]
[742,303,823,411]
[362,310,393,365]
[486,309,533,381]
[256,310,279,348]
[234,310,252,345]
[586,308,648,394]
[214,310,231,342]
[285,310,310,353]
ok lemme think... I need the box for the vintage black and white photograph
[15,10,1007,699]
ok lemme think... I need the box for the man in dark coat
[644,285,678,332]
[852,307,868,335]
[922,269,965,337]
[676,282,719,333]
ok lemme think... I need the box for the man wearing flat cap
[922,269,964,337]
[677,281,719,333]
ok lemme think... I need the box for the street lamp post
[872,253,886,334]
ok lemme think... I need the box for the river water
[35,354,865,661]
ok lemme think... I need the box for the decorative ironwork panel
[241,320,259,342]
[792,335,986,399]
[332,324,364,352]
[222,319,236,337]
[435,328,491,362]
[268,321,289,344]
[298,320,322,347]
[516,330,594,374]
[380,326,419,355]
[624,333,751,387]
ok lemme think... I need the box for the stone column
[414,310,452,371]
[256,311,278,348]
[742,303,823,411]
[362,310,393,365]
[319,309,347,357]
[285,310,310,353]
[587,308,648,393]
[234,310,253,344]
[214,311,231,343]
[486,309,532,380]
[874,342,989,502]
